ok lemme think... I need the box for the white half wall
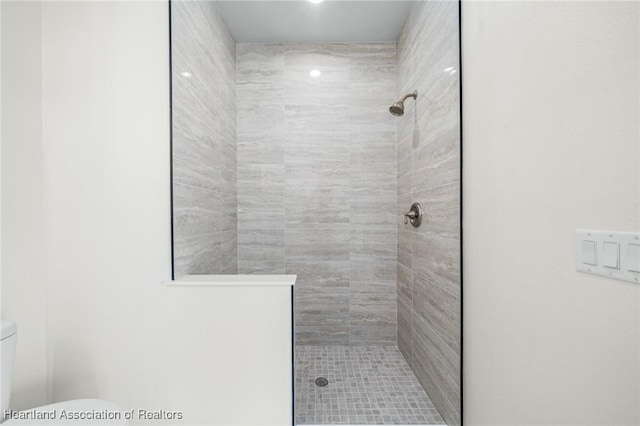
[462,1,640,425]
[0,1,49,410]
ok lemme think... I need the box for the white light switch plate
[576,230,640,284]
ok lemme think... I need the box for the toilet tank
[1,320,17,422]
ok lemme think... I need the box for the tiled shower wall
[396,2,461,424]
[171,1,237,277]
[236,43,397,345]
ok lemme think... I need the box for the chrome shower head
[389,91,418,116]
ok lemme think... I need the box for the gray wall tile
[173,233,221,278]
[171,1,237,276]
[237,42,397,345]
[397,262,413,305]
[237,261,285,275]
[414,273,461,353]
[349,291,396,326]
[286,261,350,293]
[284,194,350,229]
[285,229,350,261]
[351,259,396,284]
[173,184,220,237]
[238,229,285,262]
[296,326,349,345]
[350,326,396,345]
[351,199,397,228]
[413,314,460,425]
[413,232,461,299]
[396,2,461,424]
[397,297,413,365]
[350,228,396,261]
[414,182,460,240]
[296,291,350,326]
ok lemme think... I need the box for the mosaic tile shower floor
[295,346,445,425]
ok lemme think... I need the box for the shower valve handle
[404,203,423,227]
[404,211,417,224]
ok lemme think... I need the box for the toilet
[1,320,127,425]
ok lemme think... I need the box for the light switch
[602,241,620,269]
[581,240,597,265]
[628,243,640,272]
[576,230,639,283]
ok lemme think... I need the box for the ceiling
[213,1,414,43]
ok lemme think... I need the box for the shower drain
[314,377,329,387]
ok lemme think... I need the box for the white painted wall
[462,2,640,425]
[40,0,171,417]
[0,1,49,410]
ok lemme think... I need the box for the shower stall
[171,1,461,424]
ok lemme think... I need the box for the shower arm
[400,91,418,102]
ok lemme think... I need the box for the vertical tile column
[236,44,286,274]
[396,2,461,424]
[171,1,237,276]
[348,44,398,345]
[284,44,352,344]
